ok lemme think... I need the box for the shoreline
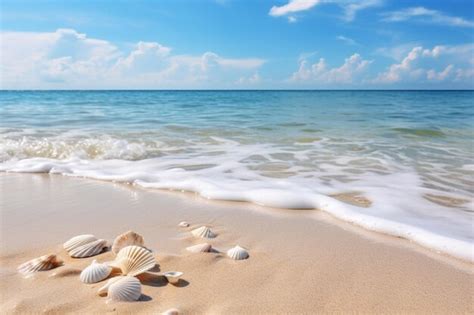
[1,173,473,313]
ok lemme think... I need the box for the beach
[1,173,472,314]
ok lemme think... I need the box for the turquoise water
[1,91,473,260]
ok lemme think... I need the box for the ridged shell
[191,226,216,239]
[69,239,108,258]
[17,254,62,275]
[178,221,189,227]
[107,276,142,302]
[112,231,145,255]
[227,245,249,260]
[115,245,155,276]
[63,234,97,252]
[163,271,183,285]
[186,243,212,253]
[98,276,125,296]
[80,260,112,283]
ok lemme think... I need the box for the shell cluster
[63,234,108,258]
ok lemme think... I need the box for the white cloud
[290,53,372,84]
[0,29,265,89]
[269,0,382,22]
[336,35,357,45]
[381,7,474,28]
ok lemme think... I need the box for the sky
[0,0,473,89]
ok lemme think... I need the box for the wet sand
[0,173,473,314]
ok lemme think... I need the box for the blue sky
[1,0,473,89]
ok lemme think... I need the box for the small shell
[178,221,189,228]
[186,243,212,253]
[227,245,249,260]
[63,234,97,252]
[69,239,108,258]
[107,276,142,302]
[162,308,180,315]
[163,271,183,285]
[115,245,155,276]
[17,254,62,275]
[112,231,145,255]
[191,226,216,239]
[98,276,126,296]
[80,260,112,284]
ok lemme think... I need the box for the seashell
[191,226,216,239]
[17,254,63,275]
[163,271,183,285]
[63,234,97,252]
[115,245,155,276]
[98,276,126,296]
[178,221,189,228]
[107,276,142,302]
[80,260,112,284]
[162,308,180,315]
[186,243,212,253]
[69,239,108,258]
[112,231,145,255]
[227,245,249,260]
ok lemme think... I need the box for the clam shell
[69,239,108,258]
[163,271,183,285]
[227,245,249,260]
[112,231,145,255]
[80,260,112,284]
[163,308,180,315]
[115,245,155,276]
[17,254,62,275]
[63,234,97,252]
[186,243,212,253]
[107,276,142,302]
[98,276,126,296]
[191,226,216,239]
[178,221,189,228]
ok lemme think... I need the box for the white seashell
[112,231,145,255]
[227,245,249,260]
[98,276,125,296]
[80,260,112,284]
[163,271,183,285]
[107,276,142,302]
[63,234,97,252]
[191,226,216,239]
[178,221,189,228]
[186,243,212,253]
[69,239,108,258]
[162,308,180,315]
[17,254,62,275]
[115,245,155,276]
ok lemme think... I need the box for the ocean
[1,90,473,260]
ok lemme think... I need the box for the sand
[0,173,473,314]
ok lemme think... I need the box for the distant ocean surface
[1,91,473,260]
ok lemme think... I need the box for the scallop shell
[63,234,97,252]
[98,276,125,296]
[107,276,142,302]
[178,221,189,228]
[112,231,145,255]
[17,254,62,275]
[227,245,249,260]
[80,260,112,283]
[69,239,108,258]
[191,226,216,239]
[186,243,212,253]
[163,271,183,285]
[115,245,155,276]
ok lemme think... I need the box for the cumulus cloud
[381,7,474,28]
[269,0,382,22]
[290,53,372,84]
[375,44,474,84]
[0,29,265,89]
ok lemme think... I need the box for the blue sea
[1,90,473,260]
